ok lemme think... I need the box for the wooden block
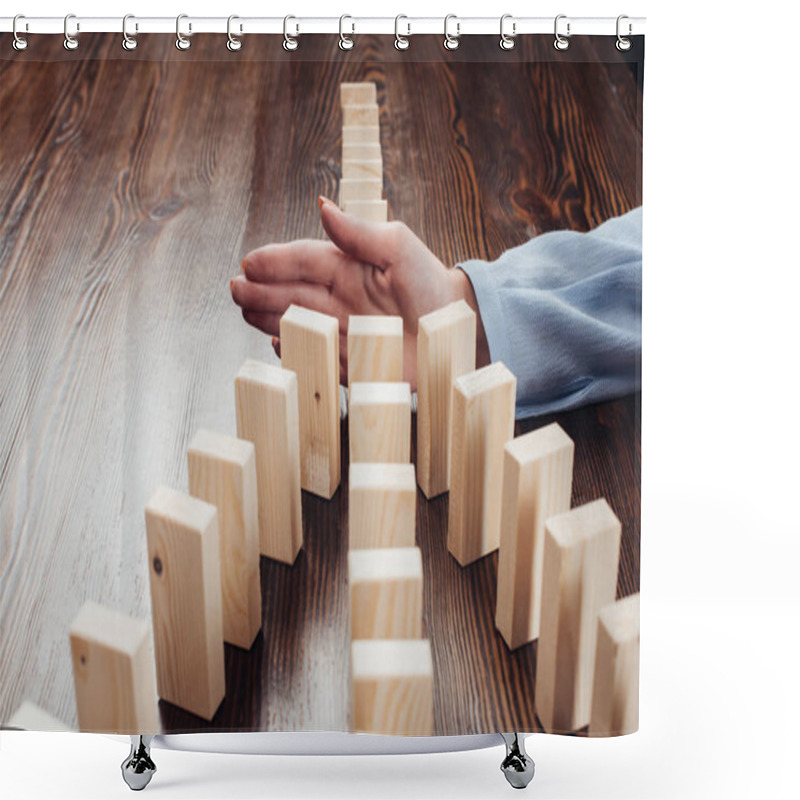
[342,159,383,181]
[341,82,377,106]
[590,594,640,736]
[349,463,416,549]
[145,487,225,721]
[339,178,383,204]
[342,200,389,223]
[350,640,433,735]
[448,362,517,566]
[348,547,423,639]
[235,360,303,564]
[349,382,411,464]
[495,423,574,649]
[342,125,381,146]
[69,601,159,733]
[8,701,71,731]
[536,499,622,732]
[187,429,261,649]
[416,300,476,498]
[347,315,403,386]
[343,143,382,161]
[343,103,380,127]
[280,305,341,499]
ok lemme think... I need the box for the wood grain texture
[340,82,377,106]
[342,104,380,128]
[0,34,642,734]
[347,315,404,386]
[339,177,383,204]
[342,199,389,222]
[349,382,411,464]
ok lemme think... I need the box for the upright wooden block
[416,300,476,498]
[349,382,411,464]
[342,159,383,181]
[187,429,261,650]
[590,594,640,736]
[495,424,574,649]
[145,487,225,721]
[343,103,380,127]
[448,362,517,566]
[349,463,416,549]
[342,200,389,222]
[348,547,423,639]
[340,178,383,205]
[347,315,403,386]
[536,499,622,733]
[340,82,377,106]
[7,701,71,731]
[342,125,381,146]
[235,360,303,564]
[343,143,382,161]
[350,640,434,735]
[69,601,159,733]
[280,305,341,499]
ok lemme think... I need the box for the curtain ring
[394,15,410,50]
[616,15,632,51]
[499,14,516,50]
[64,13,79,51]
[176,14,191,51]
[554,14,570,51]
[227,15,243,51]
[122,14,138,51]
[443,14,460,51]
[12,14,29,51]
[283,15,298,51]
[339,14,354,50]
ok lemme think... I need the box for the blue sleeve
[457,207,642,419]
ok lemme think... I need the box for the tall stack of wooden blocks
[340,82,387,221]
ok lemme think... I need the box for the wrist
[451,267,491,368]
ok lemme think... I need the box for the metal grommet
[499,14,516,50]
[122,14,138,51]
[339,14,354,51]
[443,14,460,51]
[227,15,243,51]
[616,14,632,51]
[63,13,79,51]
[175,13,191,51]
[283,15,298,51]
[394,15,410,51]
[12,14,29,51]
[554,14,570,51]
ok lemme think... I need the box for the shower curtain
[0,25,643,738]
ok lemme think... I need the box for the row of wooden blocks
[339,81,388,222]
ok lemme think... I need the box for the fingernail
[319,195,339,211]
[229,279,234,291]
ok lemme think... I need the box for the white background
[2,1,799,798]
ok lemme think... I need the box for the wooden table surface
[0,33,642,734]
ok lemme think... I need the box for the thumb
[319,196,393,270]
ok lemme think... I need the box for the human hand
[230,197,489,390]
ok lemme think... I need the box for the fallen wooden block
[340,81,377,106]
[69,601,159,733]
[536,499,622,733]
[343,103,380,127]
[188,428,261,650]
[416,300,476,498]
[342,159,383,181]
[347,315,403,386]
[342,125,381,146]
[349,462,416,549]
[350,639,434,735]
[349,382,411,464]
[348,547,423,639]
[342,199,388,223]
[343,143,382,161]
[280,305,341,499]
[590,593,640,736]
[448,362,517,566]
[235,359,303,564]
[7,701,72,731]
[145,486,225,721]
[495,423,574,650]
[339,177,383,205]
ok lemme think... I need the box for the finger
[271,337,281,359]
[319,198,397,270]
[231,275,337,318]
[242,239,341,285]
[241,309,282,337]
